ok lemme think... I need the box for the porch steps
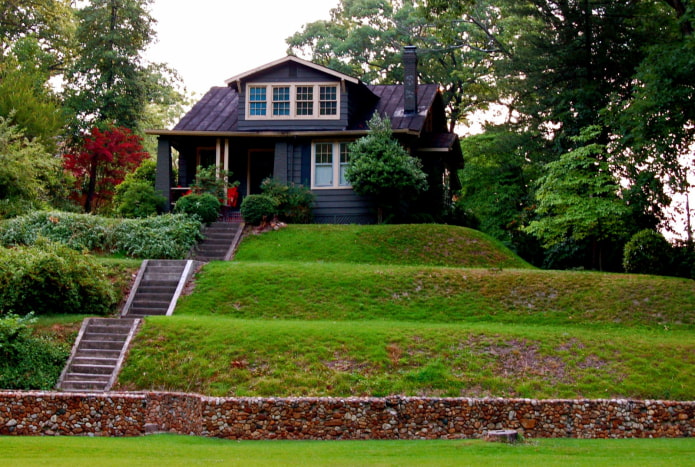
[57,318,140,392]
[192,221,245,262]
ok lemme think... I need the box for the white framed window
[246,83,340,120]
[248,86,267,116]
[311,142,352,189]
[272,86,290,116]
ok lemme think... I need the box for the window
[320,86,338,116]
[246,83,340,120]
[273,86,290,116]
[295,86,314,116]
[312,142,352,189]
[248,86,267,116]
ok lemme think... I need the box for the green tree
[0,0,76,72]
[525,126,630,270]
[287,0,502,131]
[0,116,65,218]
[63,0,183,137]
[346,114,428,223]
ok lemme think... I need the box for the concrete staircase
[56,222,243,392]
[121,260,199,318]
[192,221,244,262]
[57,318,140,392]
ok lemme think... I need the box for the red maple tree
[64,126,148,213]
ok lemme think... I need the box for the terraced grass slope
[116,225,695,400]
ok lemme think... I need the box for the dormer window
[246,83,340,120]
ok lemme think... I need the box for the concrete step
[128,308,168,317]
[72,356,119,366]
[82,332,128,342]
[68,364,116,375]
[73,348,122,359]
[78,339,128,351]
[60,381,109,391]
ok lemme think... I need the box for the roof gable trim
[225,56,360,86]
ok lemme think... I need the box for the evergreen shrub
[173,193,221,224]
[260,178,314,223]
[240,194,278,225]
[0,240,117,316]
[623,229,672,275]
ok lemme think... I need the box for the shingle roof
[173,87,238,132]
[172,83,440,134]
[358,84,439,132]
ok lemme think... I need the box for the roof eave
[146,129,421,138]
[224,56,360,86]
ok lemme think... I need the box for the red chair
[227,187,239,207]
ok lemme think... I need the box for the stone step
[82,332,128,342]
[68,364,116,375]
[128,308,168,317]
[62,372,111,383]
[131,298,171,308]
[78,340,128,351]
[60,381,109,392]
[72,356,119,366]
[73,348,122,359]
[87,324,135,334]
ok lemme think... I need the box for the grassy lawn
[117,316,694,399]
[3,435,695,466]
[176,262,695,329]
[235,224,531,269]
[116,225,695,399]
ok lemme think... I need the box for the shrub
[0,313,69,389]
[112,214,203,259]
[623,229,673,275]
[0,240,117,316]
[240,194,278,225]
[260,178,314,223]
[114,180,167,218]
[0,211,111,251]
[174,193,221,224]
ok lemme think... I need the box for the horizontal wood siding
[312,189,375,224]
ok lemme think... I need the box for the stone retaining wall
[1,391,693,439]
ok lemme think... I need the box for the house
[149,46,463,224]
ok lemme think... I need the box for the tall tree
[287,0,504,131]
[0,0,76,71]
[63,0,156,136]
[525,126,630,270]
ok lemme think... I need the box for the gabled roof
[170,83,441,135]
[224,55,360,88]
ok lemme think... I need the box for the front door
[247,149,274,195]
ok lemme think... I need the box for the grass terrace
[115,225,695,400]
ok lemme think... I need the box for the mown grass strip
[235,224,532,269]
[117,316,695,400]
[2,435,695,467]
[176,262,695,330]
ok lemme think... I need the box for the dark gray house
[149,47,463,223]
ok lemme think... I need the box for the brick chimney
[403,46,418,115]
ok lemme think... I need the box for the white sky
[144,0,337,97]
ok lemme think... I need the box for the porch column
[155,136,172,211]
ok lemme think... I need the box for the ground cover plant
[2,435,695,467]
[117,225,695,400]
[0,211,203,259]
